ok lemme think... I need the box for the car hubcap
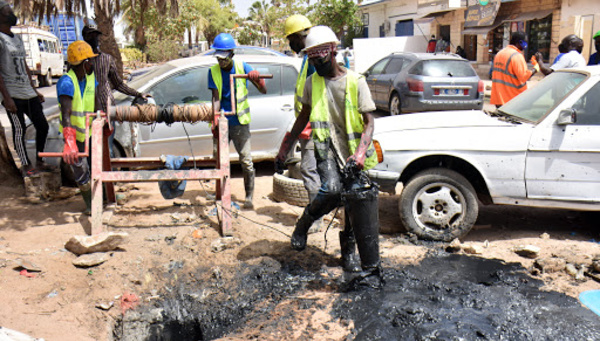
[412,183,465,230]
[390,96,400,115]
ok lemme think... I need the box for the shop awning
[503,9,553,22]
[419,10,454,19]
[462,15,507,35]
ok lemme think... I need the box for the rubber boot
[307,191,322,234]
[243,170,255,209]
[339,218,361,272]
[291,209,316,251]
[79,182,93,216]
[344,183,383,289]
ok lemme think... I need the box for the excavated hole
[112,249,600,341]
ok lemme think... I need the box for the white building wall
[560,0,600,62]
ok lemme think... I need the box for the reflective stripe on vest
[210,61,251,125]
[59,70,96,142]
[294,56,309,117]
[310,70,378,170]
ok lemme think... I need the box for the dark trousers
[5,97,48,167]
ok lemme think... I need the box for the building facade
[359,0,600,73]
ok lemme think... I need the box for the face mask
[84,60,94,75]
[313,56,334,77]
[218,57,232,69]
[290,40,303,54]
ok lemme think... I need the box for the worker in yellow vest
[281,14,323,234]
[209,33,266,209]
[57,41,100,215]
[275,26,382,290]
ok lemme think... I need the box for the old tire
[399,168,478,241]
[389,93,401,116]
[272,171,309,207]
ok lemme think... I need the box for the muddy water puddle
[114,253,600,340]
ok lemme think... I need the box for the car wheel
[399,168,478,241]
[272,171,309,207]
[389,93,401,116]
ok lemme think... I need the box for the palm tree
[248,0,275,47]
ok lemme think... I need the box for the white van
[11,25,64,87]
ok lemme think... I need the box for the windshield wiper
[487,109,522,124]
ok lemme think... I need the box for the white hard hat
[304,25,340,51]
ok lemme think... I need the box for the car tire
[399,168,478,241]
[389,93,402,116]
[272,171,309,207]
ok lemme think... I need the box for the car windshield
[114,63,177,102]
[499,71,587,122]
[410,60,476,77]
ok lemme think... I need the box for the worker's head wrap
[0,1,10,11]
[306,42,337,59]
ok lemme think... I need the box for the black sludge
[333,253,600,341]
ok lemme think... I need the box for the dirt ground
[1,162,600,340]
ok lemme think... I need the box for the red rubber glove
[275,132,294,174]
[347,133,369,170]
[247,70,260,83]
[62,126,79,165]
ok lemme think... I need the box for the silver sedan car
[27,55,302,169]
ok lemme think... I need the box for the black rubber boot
[340,226,361,272]
[307,191,322,234]
[243,170,255,209]
[291,209,316,251]
[79,182,92,216]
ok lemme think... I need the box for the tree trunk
[0,120,23,186]
[94,2,124,76]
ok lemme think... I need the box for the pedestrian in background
[490,31,536,107]
[282,14,322,233]
[552,43,567,64]
[57,41,100,215]
[0,0,50,177]
[82,25,148,156]
[536,34,586,75]
[426,35,437,53]
[275,26,382,289]
[208,33,266,209]
[588,30,600,66]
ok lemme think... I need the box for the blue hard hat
[211,33,236,50]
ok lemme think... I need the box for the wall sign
[465,0,501,27]
[479,0,489,5]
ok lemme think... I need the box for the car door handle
[281,104,294,112]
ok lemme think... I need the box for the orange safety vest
[490,45,533,106]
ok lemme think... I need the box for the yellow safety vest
[59,69,96,142]
[294,56,309,116]
[210,61,251,125]
[310,70,378,170]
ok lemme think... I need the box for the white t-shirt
[301,71,376,164]
[0,31,37,101]
[551,50,586,71]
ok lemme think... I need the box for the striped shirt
[94,52,141,112]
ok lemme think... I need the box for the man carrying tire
[209,33,266,209]
[275,26,382,289]
[281,14,322,233]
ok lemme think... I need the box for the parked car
[367,66,600,241]
[12,25,64,87]
[363,52,483,115]
[26,54,302,174]
[200,46,288,57]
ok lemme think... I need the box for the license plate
[441,88,461,96]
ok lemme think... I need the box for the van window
[38,39,45,52]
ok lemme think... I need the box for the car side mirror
[363,71,370,77]
[557,108,576,125]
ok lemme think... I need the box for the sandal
[22,167,40,177]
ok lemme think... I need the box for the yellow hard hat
[285,14,312,37]
[67,40,98,65]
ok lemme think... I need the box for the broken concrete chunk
[14,258,42,272]
[514,245,540,259]
[593,260,600,273]
[540,233,550,240]
[0,326,44,341]
[73,253,110,267]
[445,238,462,253]
[565,263,586,281]
[65,232,128,255]
[211,237,242,253]
[534,257,566,274]
[462,244,483,255]
[96,301,114,311]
